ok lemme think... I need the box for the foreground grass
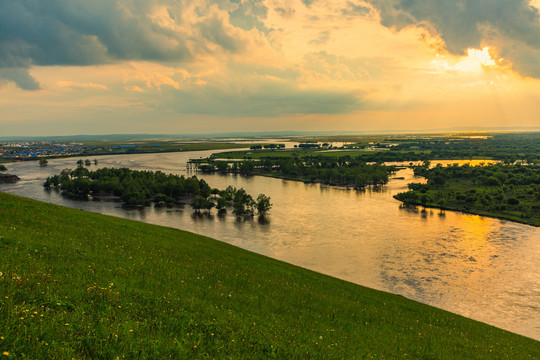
[0,193,538,359]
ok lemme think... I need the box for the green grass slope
[0,192,538,359]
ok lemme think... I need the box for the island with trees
[192,155,395,189]
[43,168,271,217]
[394,163,540,226]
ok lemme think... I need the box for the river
[1,151,539,340]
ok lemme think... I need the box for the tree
[154,194,175,205]
[233,188,254,215]
[77,159,84,168]
[216,197,228,211]
[72,167,89,178]
[190,196,214,212]
[0,164,6,171]
[256,194,272,216]
[419,194,430,208]
[43,177,52,189]
[39,158,48,166]
[85,159,91,166]
[94,159,98,165]
[216,161,229,172]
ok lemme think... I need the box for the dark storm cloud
[0,68,40,90]
[0,0,193,67]
[368,0,540,77]
[0,0,254,88]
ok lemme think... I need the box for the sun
[467,47,496,66]
[431,46,500,73]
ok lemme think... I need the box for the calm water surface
[2,152,539,340]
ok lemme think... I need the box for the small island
[0,173,20,184]
[43,167,272,217]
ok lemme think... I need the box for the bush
[507,197,519,205]
[486,176,501,186]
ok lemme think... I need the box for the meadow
[0,192,539,359]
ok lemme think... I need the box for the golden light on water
[460,214,494,248]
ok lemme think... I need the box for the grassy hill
[0,192,538,359]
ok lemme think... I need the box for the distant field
[0,192,538,358]
[81,142,255,154]
[210,132,540,163]
[211,148,433,160]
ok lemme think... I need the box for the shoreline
[0,143,253,163]
[393,197,539,227]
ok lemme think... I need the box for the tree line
[196,156,394,188]
[43,167,271,216]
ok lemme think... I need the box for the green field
[0,192,538,359]
[210,132,540,163]
[80,142,255,156]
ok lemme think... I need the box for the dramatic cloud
[0,1,184,67]
[1,0,539,135]
[121,61,363,117]
[368,0,540,77]
[0,68,40,90]
[0,0,255,88]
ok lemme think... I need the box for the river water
[1,151,539,340]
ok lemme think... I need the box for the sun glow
[431,47,502,74]
[467,47,496,66]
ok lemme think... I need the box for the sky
[1,0,539,136]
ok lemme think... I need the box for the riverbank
[0,192,538,358]
[0,142,254,163]
[394,200,540,227]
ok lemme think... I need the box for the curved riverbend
[1,151,539,340]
